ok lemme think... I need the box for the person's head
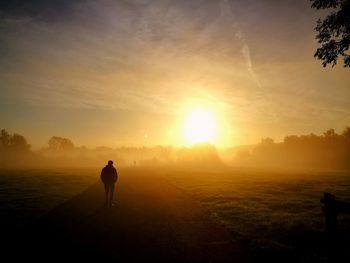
[108,160,113,166]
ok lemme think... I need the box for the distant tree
[0,129,10,148]
[60,138,74,150]
[323,128,337,138]
[311,0,350,67]
[48,136,60,150]
[0,129,30,152]
[9,134,31,152]
[48,136,74,151]
[260,137,275,146]
[0,129,32,167]
[342,126,350,140]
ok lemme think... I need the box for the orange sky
[0,0,349,148]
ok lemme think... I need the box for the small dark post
[320,192,338,238]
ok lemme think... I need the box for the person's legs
[104,183,110,206]
[109,183,115,207]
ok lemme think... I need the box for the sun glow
[182,108,218,144]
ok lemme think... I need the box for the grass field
[162,167,350,261]
[0,168,99,228]
[1,167,349,262]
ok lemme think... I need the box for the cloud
[1,0,350,147]
[1,0,253,114]
[219,0,262,88]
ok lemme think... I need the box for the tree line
[234,127,350,170]
[1,127,350,170]
[0,129,221,168]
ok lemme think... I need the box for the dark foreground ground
[7,169,253,262]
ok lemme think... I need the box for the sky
[0,0,349,148]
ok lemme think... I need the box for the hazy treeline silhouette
[1,127,349,170]
[0,129,222,168]
[38,140,222,168]
[233,127,350,170]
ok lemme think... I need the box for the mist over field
[1,127,350,262]
[1,127,349,171]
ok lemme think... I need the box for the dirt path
[15,168,253,262]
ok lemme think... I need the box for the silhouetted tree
[342,127,350,140]
[0,129,32,167]
[0,129,30,152]
[324,128,336,137]
[48,136,74,151]
[9,134,31,152]
[311,0,350,67]
[234,127,350,170]
[0,129,10,149]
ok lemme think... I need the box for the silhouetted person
[100,160,118,207]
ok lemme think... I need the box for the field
[162,167,350,261]
[0,168,99,228]
[1,167,350,262]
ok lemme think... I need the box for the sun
[182,108,218,144]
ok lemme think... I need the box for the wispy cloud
[1,0,260,115]
[1,0,350,146]
[219,0,262,88]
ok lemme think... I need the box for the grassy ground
[162,167,350,262]
[0,168,99,228]
[1,167,350,262]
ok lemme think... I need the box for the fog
[1,128,349,171]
